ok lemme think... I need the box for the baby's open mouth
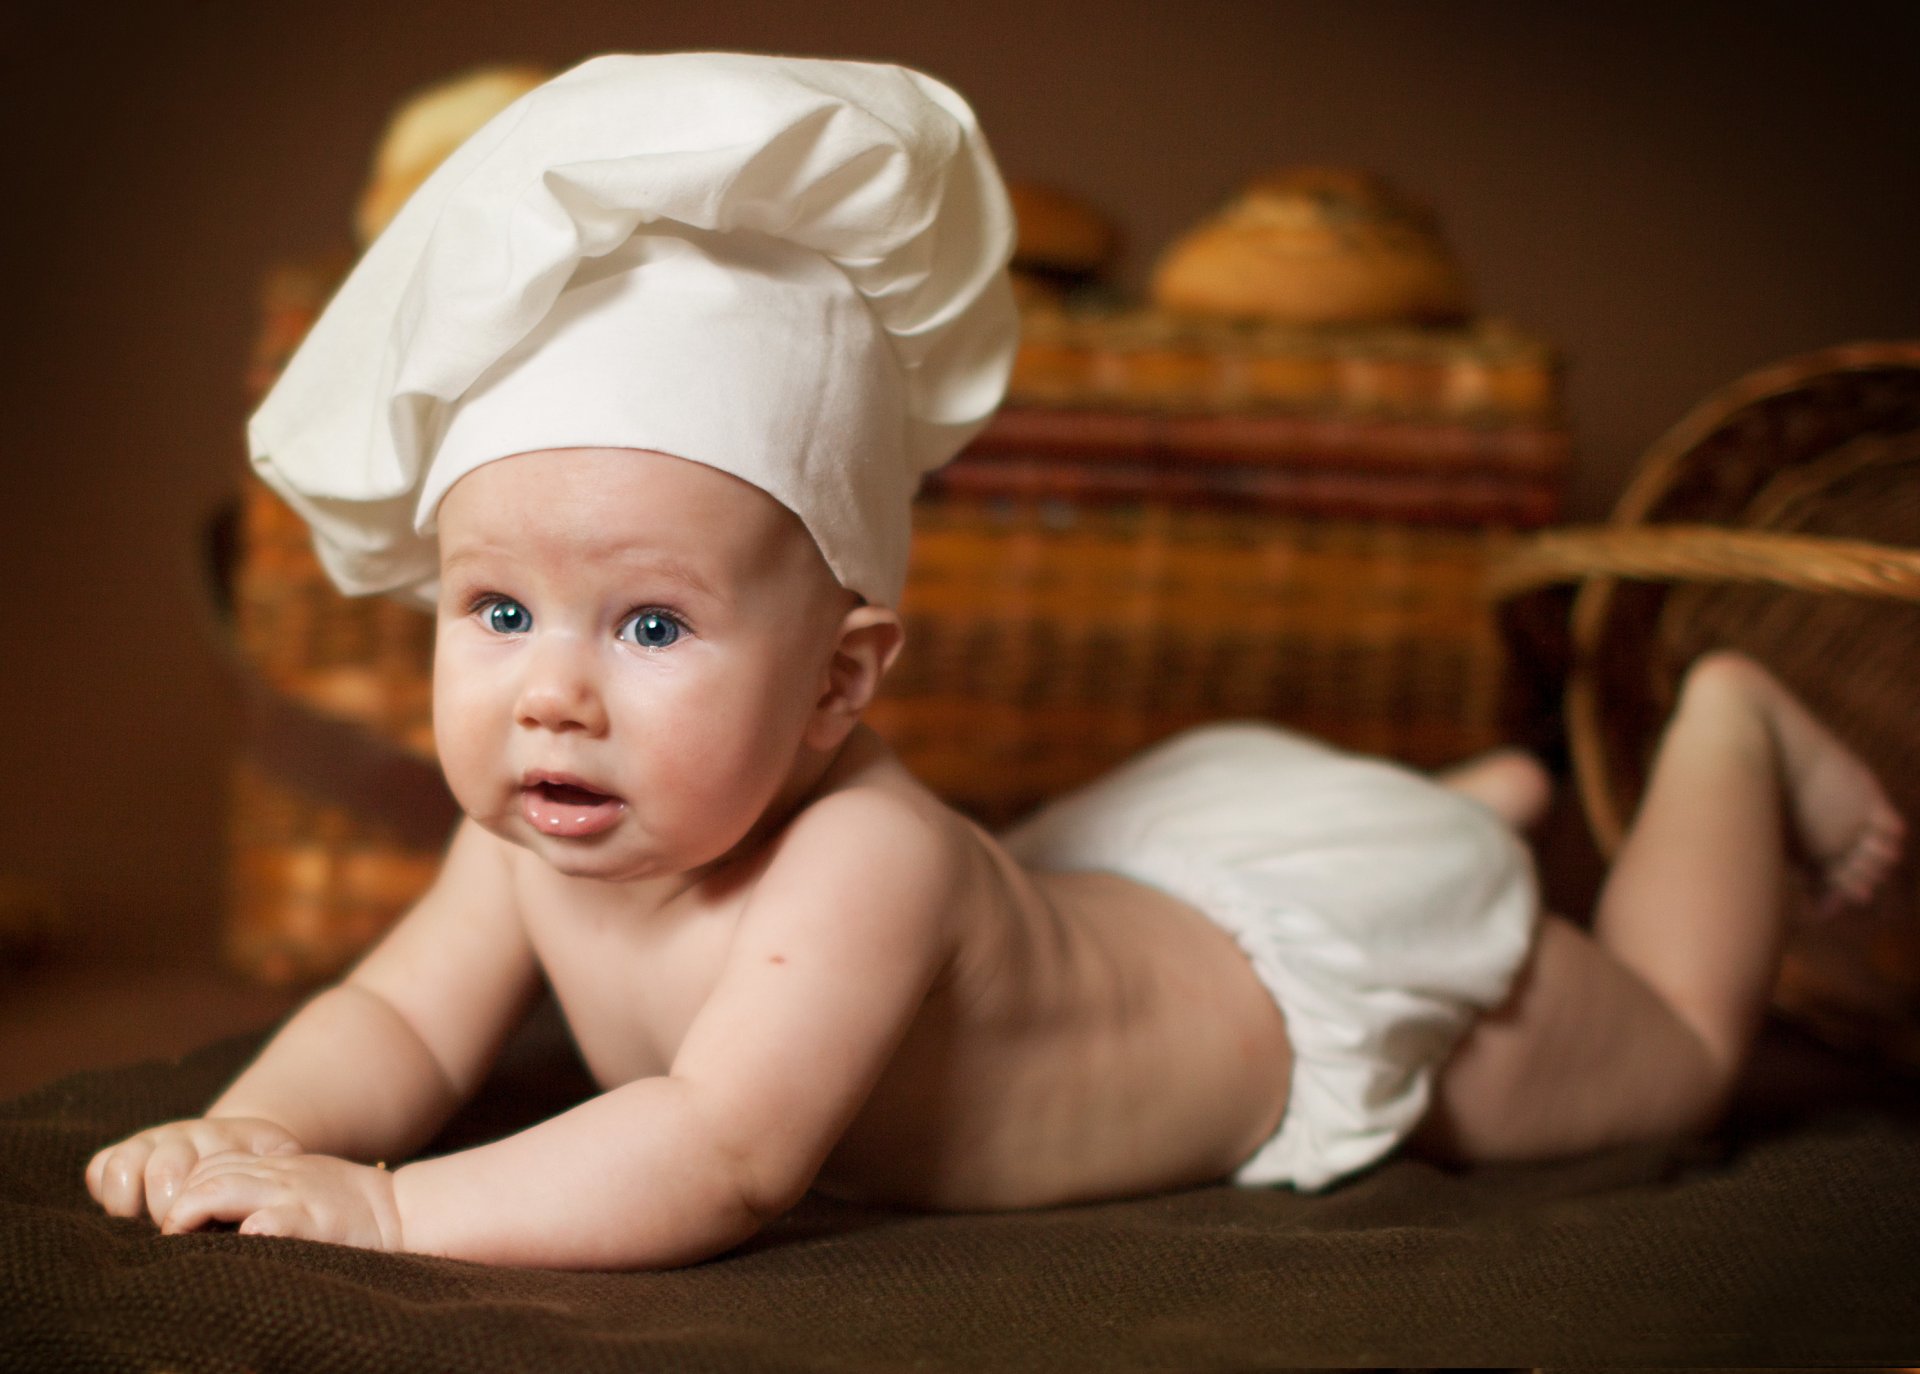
[521,777,626,837]
[532,780,618,806]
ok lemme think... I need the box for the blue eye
[620,610,683,650]
[485,599,531,634]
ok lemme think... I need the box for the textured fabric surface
[4,999,1916,1371]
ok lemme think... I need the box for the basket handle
[1494,523,1920,858]
[1487,525,1920,602]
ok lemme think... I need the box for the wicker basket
[1492,341,1920,1068]
[224,257,1568,985]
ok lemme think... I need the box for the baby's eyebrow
[614,553,722,603]
[439,546,513,586]
[440,546,488,574]
[439,545,722,602]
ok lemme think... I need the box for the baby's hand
[86,1117,302,1227]
[161,1151,404,1253]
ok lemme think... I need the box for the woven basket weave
[224,257,1567,985]
[1493,341,1920,1067]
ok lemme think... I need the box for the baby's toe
[1825,834,1900,905]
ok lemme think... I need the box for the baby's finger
[238,1205,305,1238]
[252,1127,303,1157]
[84,1145,113,1202]
[183,1150,274,1185]
[93,1140,156,1219]
[162,1166,277,1236]
[143,1138,201,1227]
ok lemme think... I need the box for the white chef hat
[247,51,1020,608]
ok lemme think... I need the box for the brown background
[3,1,1916,964]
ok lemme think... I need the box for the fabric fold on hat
[247,51,1020,608]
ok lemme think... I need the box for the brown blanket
[3,1000,1916,1371]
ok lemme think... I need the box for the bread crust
[355,65,552,247]
[1152,166,1471,325]
[1009,182,1117,276]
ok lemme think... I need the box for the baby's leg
[1415,652,1905,1162]
[1437,748,1553,830]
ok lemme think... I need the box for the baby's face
[432,447,855,884]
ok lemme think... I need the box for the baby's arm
[231,791,957,1269]
[88,816,541,1228]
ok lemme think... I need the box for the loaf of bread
[1006,181,1118,306]
[1009,182,1117,276]
[354,64,552,247]
[1151,166,1471,326]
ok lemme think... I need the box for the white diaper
[999,722,1539,1191]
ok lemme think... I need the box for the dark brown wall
[5,1,1916,959]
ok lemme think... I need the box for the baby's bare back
[515,734,1293,1211]
[817,840,1293,1209]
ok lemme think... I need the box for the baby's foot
[1697,651,1907,919]
[1438,747,1554,830]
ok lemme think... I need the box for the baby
[87,55,1906,1271]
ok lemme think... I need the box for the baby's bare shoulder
[753,736,976,930]
[780,765,966,885]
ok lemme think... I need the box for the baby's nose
[516,639,608,735]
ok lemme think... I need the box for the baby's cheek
[436,744,491,816]
[431,679,505,809]
[692,703,806,817]
[627,699,762,827]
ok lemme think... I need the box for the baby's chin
[478,811,712,886]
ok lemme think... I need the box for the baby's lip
[521,769,624,802]
[520,769,626,839]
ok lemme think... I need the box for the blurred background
[1,1,1916,1084]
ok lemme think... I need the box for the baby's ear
[808,604,905,750]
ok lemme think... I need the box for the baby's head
[245,53,1021,880]
[430,445,901,882]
